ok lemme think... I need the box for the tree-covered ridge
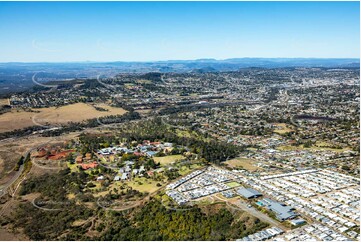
[12,169,94,240]
[100,199,268,241]
[8,168,268,241]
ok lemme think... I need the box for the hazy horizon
[0,57,360,64]
[0,1,359,62]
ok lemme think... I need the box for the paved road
[233,200,287,230]
[214,194,287,230]
[0,136,62,198]
[0,164,24,197]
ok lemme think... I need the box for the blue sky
[0,1,359,62]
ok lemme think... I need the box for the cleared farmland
[0,103,127,133]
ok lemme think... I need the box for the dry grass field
[0,103,127,133]
[224,157,260,171]
[154,154,185,166]
[127,177,162,193]
[273,123,294,134]
[0,98,10,106]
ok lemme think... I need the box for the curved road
[0,164,24,198]
[0,136,61,198]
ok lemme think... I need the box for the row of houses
[165,190,188,205]
[242,170,359,238]
[221,190,236,198]
[114,165,147,181]
[183,183,229,200]
[170,167,239,200]
[166,169,205,190]
[279,222,351,241]
[97,141,174,156]
[238,227,284,241]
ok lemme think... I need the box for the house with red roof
[80,162,98,170]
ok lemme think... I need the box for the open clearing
[154,155,184,166]
[0,99,9,106]
[127,177,161,193]
[224,157,260,171]
[0,103,127,133]
[136,79,152,84]
[178,163,203,176]
[226,181,241,188]
[273,123,294,134]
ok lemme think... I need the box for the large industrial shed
[259,198,298,221]
[237,188,263,199]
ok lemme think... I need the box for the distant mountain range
[1,57,360,71]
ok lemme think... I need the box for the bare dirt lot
[0,103,127,133]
